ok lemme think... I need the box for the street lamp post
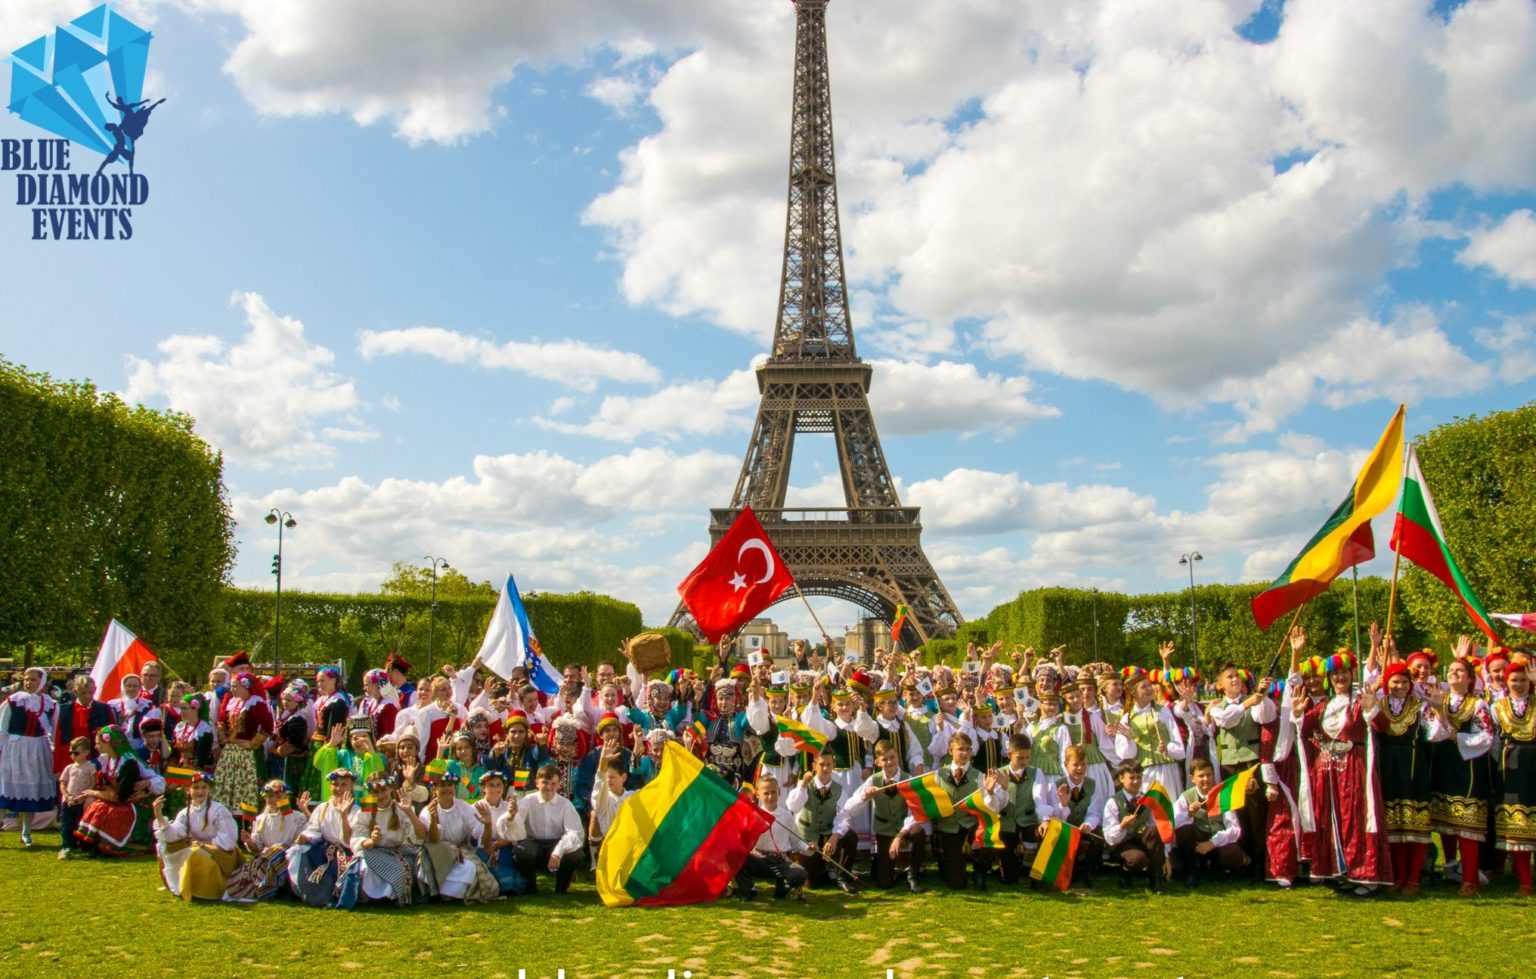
[424,555,450,675]
[1178,551,1203,664]
[264,509,296,675]
[1090,587,1100,659]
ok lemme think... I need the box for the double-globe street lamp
[265,509,296,675]
[425,555,450,675]
[1178,551,1203,663]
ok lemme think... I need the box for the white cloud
[124,291,370,468]
[193,0,756,145]
[1209,307,1492,440]
[533,366,758,440]
[537,357,1053,442]
[906,470,1158,537]
[234,445,741,623]
[1459,209,1536,288]
[356,326,659,392]
[1474,316,1536,383]
[586,74,645,113]
[869,359,1057,437]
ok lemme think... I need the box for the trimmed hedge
[930,578,1426,679]
[142,588,645,691]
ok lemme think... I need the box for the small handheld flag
[956,789,1004,848]
[773,714,829,754]
[895,771,956,823]
[1136,782,1176,845]
[1030,818,1081,891]
[1205,767,1257,817]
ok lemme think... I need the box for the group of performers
[1,627,1532,905]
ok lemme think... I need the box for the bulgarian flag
[956,789,1004,848]
[90,619,158,701]
[1252,405,1405,630]
[1390,445,1499,641]
[1204,767,1257,816]
[774,714,829,754]
[596,741,772,907]
[891,603,910,643]
[1030,818,1081,891]
[1492,613,1536,633]
[894,771,956,823]
[1136,783,1176,845]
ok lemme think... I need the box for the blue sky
[3,0,1535,642]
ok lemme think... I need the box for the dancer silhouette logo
[3,3,162,240]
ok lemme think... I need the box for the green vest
[972,730,1005,773]
[1063,715,1107,765]
[827,725,867,771]
[796,780,843,839]
[1114,788,1150,836]
[870,771,911,837]
[1129,708,1175,767]
[1180,785,1221,839]
[934,765,982,833]
[1002,768,1038,832]
[1215,704,1261,766]
[1033,720,1065,778]
[1064,777,1097,825]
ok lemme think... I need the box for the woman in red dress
[1292,651,1391,894]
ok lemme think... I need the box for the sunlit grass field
[3,825,1528,977]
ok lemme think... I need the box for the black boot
[906,868,923,894]
[1118,869,1134,890]
[972,866,988,892]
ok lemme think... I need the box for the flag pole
[1383,547,1403,655]
[793,583,834,647]
[1262,602,1307,683]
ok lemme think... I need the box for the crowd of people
[1,626,1533,908]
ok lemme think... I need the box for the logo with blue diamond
[4,3,161,240]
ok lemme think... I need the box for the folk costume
[155,783,240,901]
[0,688,59,816]
[1296,678,1391,886]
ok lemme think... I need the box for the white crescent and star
[731,538,775,592]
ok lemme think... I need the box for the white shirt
[1037,776,1102,830]
[506,791,583,858]
[156,800,238,850]
[250,809,307,851]
[835,770,917,837]
[753,802,810,855]
[590,781,630,837]
[1103,793,1172,851]
[1172,792,1241,848]
[350,806,420,850]
[297,799,358,845]
[431,799,484,848]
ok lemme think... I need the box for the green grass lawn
[3,826,1528,977]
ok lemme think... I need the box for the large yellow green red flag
[596,740,771,907]
[1251,405,1405,630]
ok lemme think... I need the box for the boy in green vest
[1043,743,1104,890]
[1174,757,1248,886]
[786,751,856,893]
[1102,760,1169,893]
[1208,663,1273,877]
[933,732,1006,890]
[999,733,1045,884]
[833,739,926,892]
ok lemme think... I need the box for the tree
[0,359,235,657]
[1399,402,1536,643]
[377,562,495,666]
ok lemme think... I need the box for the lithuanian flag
[1030,818,1081,891]
[239,801,258,825]
[956,789,1004,848]
[1204,767,1256,816]
[358,793,377,814]
[774,714,829,754]
[164,766,198,788]
[891,603,910,642]
[1136,783,1176,844]
[1251,405,1405,630]
[895,771,956,822]
[1390,445,1499,641]
[596,740,771,907]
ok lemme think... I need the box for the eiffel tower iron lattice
[669,0,963,647]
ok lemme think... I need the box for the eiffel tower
[669,0,963,646]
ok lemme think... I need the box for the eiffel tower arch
[670,0,963,646]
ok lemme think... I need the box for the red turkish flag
[677,507,795,643]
